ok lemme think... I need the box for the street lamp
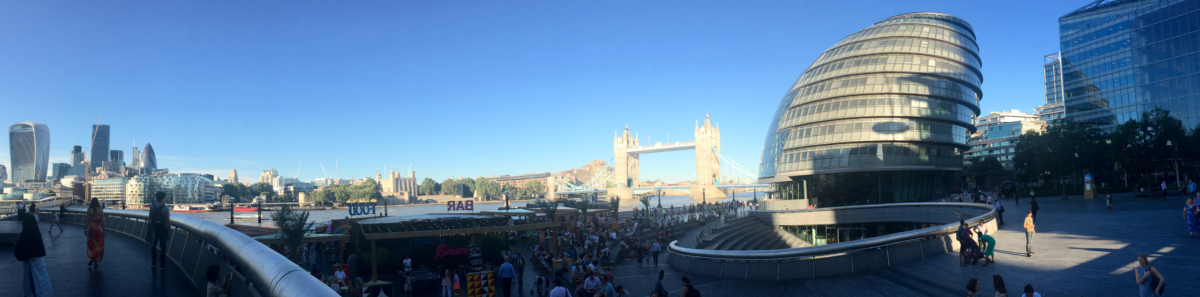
[504,189,510,209]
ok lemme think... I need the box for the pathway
[0,220,198,296]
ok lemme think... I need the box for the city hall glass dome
[758,12,981,206]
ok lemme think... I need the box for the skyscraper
[51,163,71,180]
[229,169,239,184]
[9,122,51,183]
[0,164,7,182]
[1059,0,1200,129]
[130,145,141,172]
[89,125,110,172]
[140,143,157,175]
[68,145,87,176]
[110,150,124,170]
[1036,52,1067,121]
[758,12,980,206]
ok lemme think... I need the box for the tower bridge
[550,114,764,199]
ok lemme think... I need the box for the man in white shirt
[403,256,412,273]
[583,272,602,295]
[549,279,571,297]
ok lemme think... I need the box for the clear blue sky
[1,0,1086,183]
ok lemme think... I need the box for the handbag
[1148,265,1164,295]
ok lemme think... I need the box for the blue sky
[1,0,1086,183]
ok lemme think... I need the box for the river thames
[176,193,761,228]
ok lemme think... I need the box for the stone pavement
[0,220,198,296]
[502,193,1198,297]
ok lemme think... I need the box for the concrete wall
[668,202,998,281]
[759,199,808,210]
[752,203,991,226]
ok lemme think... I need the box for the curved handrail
[668,202,995,259]
[66,208,338,297]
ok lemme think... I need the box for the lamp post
[504,189,510,209]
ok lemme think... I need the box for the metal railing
[53,208,337,297]
[668,202,996,260]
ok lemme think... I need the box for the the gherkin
[759,12,982,206]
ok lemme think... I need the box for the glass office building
[89,125,110,173]
[758,12,981,206]
[1060,0,1200,129]
[1036,52,1068,121]
[9,122,51,183]
[126,173,212,204]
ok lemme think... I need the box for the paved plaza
[0,220,198,296]
[511,192,1199,297]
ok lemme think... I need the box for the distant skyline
[1,0,1086,183]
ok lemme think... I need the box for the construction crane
[294,160,302,179]
[319,164,330,179]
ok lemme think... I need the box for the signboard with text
[468,245,483,272]
[448,200,475,211]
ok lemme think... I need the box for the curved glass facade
[9,122,50,183]
[759,12,981,206]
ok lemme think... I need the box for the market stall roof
[252,232,351,245]
[357,214,491,225]
[527,206,578,217]
[479,209,537,216]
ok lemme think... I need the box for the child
[206,265,232,297]
[48,212,63,235]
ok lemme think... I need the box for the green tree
[966,156,1006,185]
[536,199,561,222]
[458,178,476,197]
[419,178,437,195]
[638,195,651,217]
[270,205,315,260]
[251,182,276,202]
[1111,108,1187,188]
[441,178,458,195]
[524,180,546,200]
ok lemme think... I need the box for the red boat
[173,205,215,213]
[233,206,260,212]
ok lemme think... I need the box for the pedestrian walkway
[508,194,1198,296]
[0,220,198,296]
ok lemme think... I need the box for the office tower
[0,164,7,182]
[130,145,141,171]
[10,122,51,183]
[758,12,980,206]
[1036,52,1067,121]
[229,169,239,183]
[71,145,84,166]
[52,163,71,180]
[89,125,110,172]
[140,143,157,175]
[110,150,124,170]
[1060,0,1200,128]
[260,169,278,185]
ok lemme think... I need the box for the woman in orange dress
[87,198,106,268]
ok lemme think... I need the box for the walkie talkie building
[758,12,981,207]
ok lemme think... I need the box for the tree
[1111,108,1187,188]
[270,205,315,260]
[638,195,651,217]
[441,178,458,195]
[419,178,437,195]
[524,180,546,200]
[966,156,1006,185]
[576,199,590,221]
[458,178,476,197]
[251,182,276,202]
[536,199,561,222]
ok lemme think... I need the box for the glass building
[140,143,157,175]
[758,12,981,207]
[89,125,110,173]
[9,122,51,183]
[126,173,212,204]
[91,177,129,203]
[1060,0,1200,129]
[1036,52,1068,121]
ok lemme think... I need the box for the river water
[177,192,763,228]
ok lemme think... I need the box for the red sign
[447,200,474,211]
[435,243,470,259]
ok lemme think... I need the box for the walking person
[86,198,106,269]
[15,213,53,297]
[650,240,661,266]
[48,209,63,235]
[992,274,1009,297]
[1029,197,1039,222]
[1135,253,1165,297]
[1188,179,1195,197]
[1106,191,1115,214]
[654,270,667,297]
[499,257,516,297]
[441,268,453,297]
[148,192,171,271]
[516,252,525,293]
[1023,211,1035,257]
[995,199,1005,225]
[1161,180,1168,200]
[1185,197,1199,237]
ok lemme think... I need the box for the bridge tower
[610,126,639,199]
[691,114,726,199]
